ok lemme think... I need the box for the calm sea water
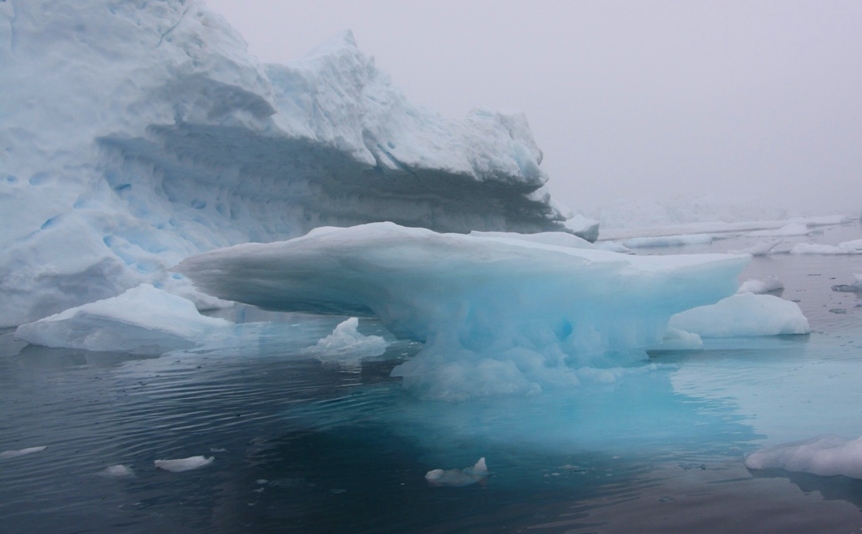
[1,222,861,533]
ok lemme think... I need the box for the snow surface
[668,293,809,337]
[0,0,588,327]
[745,435,862,479]
[178,222,749,400]
[154,456,214,472]
[14,284,231,354]
[425,458,489,487]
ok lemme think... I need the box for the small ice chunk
[99,464,135,478]
[747,223,811,237]
[728,241,780,256]
[623,234,713,248]
[301,317,389,362]
[15,284,231,354]
[652,327,704,351]
[0,446,47,459]
[669,293,809,337]
[832,274,862,293]
[745,435,862,479]
[737,275,784,295]
[425,457,489,487]
[154,455,214,472]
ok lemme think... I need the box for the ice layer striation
[178,223,749,401]
[0,0,585,327]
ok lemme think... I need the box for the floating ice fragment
[425,458,489,487]
[0,446,47,459]
[747,223,811,237]
[745,435,862,479]
[651,327,703,351]
[669,293,809,337]
[99,465,135,478]
[791,239,862,255]
[737,275,784,295]
[832,274,862,293]
[300,317,389,363]
[15,284,231,354]
[728,241,781,256]
[622,234,713,248]
[154,455,214,472]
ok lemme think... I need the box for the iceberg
[0,0,588,327]
[178,222,749,400]
[14,284,231,354]
[668,293,809,337]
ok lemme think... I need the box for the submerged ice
[178,222,750,400]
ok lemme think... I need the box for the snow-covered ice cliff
[0,0,587,327]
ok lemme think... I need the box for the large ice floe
[0,0,589,328]
[178,222,750,401]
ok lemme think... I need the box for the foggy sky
[205,0,862,217]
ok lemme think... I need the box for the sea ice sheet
[178,222,749,400]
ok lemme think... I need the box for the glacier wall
[0,0,581,327]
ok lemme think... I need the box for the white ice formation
[300,317,389,363]
[747,223,812,237]
[737,275,784,295]
[425,457,489,487]
[0,446,48,460]
[0,0,588,328]
[178,222,749,400]
[745,435,862,479]
[154,455,214,472]
[14,284,231,354]
[668,293,810,337]
[790,239,862,255]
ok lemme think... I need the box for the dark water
[1,222,861,533]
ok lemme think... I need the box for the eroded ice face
[178,222,749,400]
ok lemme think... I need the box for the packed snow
[0,0,590,328]
[178,222,749,400]
[745,435,862,479]
[154,456,214,472]
[668,293,809,337]
[14,284,231,354]
[425,458,489,487]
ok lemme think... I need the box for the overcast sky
[205,0,861,216]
